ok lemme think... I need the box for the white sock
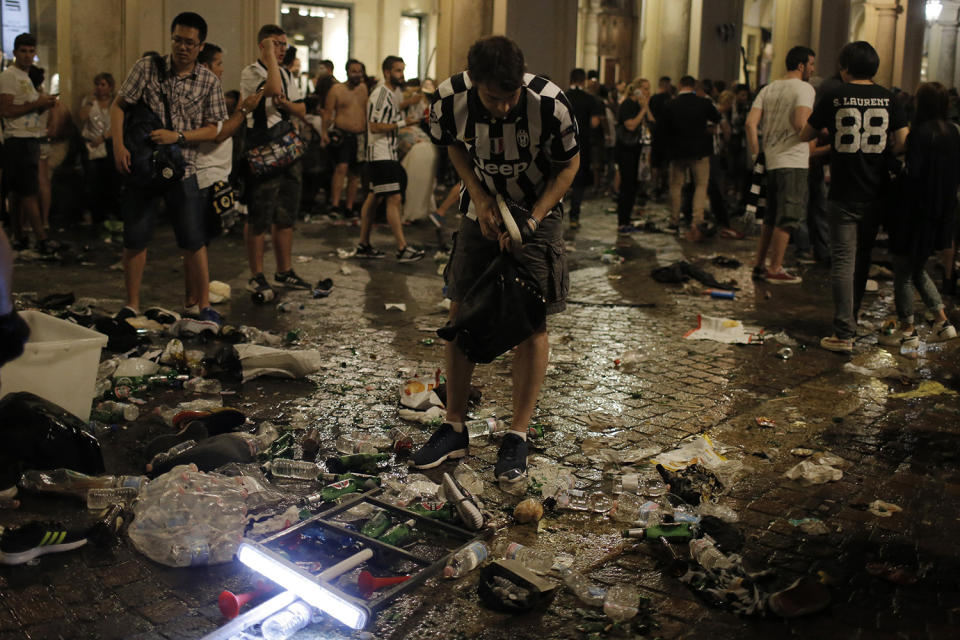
[448,421,464,433]
[512,429,527,441]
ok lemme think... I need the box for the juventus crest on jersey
[429,72,580,213]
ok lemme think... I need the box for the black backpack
[122,55,186,189]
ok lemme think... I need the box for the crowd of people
[1,14,959,482]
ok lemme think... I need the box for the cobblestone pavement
[3,195,960,640]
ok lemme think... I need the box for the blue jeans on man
[827,199,882,339]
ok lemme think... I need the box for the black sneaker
[494,432,528,484]
[396,245,425,263]
[274,269,311,290]
[114,306,139,321]
[0,521,88,565]
[247,273,276,303]
[410,423,469,469]
[312,278,334,298]
[355,243,386,259]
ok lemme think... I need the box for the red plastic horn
[217,581,275,619]
[357,570,410,596]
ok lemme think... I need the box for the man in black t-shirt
[801,41,908,353]
[648,76,672,197]
[565,68,602,229]
[661,75,721,241]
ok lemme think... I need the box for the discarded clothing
[651,261,738,290]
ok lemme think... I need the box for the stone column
[809,0,851,79]
[436,0,493,80]
[927,2,959,86]
[862,0,901,87]
[893,0,924,91]
[771,0,812,80]
[693,0,743,83]
[658,0,691,81]
[578,0,601,71]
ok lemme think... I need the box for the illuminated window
[399,14,422,79]
[281,2,350,82]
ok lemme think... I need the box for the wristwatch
[177,131,186,144]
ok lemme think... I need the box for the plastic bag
[653,435,727,471]
[127,464,247,567]
[0,392,105,487]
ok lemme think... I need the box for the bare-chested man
[323,58,367,217]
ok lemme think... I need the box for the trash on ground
[788,518,829,535]
[653,435,727,471]
[232,344,324,382]
[784,459,843,485]
[889,381,958,399]
[651,261,738,290]
[513,498,544,523]
[684,315,763,344]
[867,500,902,517]
[384,303,407,311]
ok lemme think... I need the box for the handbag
[436,195,546,364]
[122,55,186,189]
[243,70,305,178]
[205,179,236,240]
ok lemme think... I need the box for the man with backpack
[240,24,311,302]
[110,12,227,329]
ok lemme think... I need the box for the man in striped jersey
[410,36,580,487]
[355,55,424,262]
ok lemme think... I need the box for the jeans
[807,163,830,261]
[568,183,587,221]
[615,145,640,227]
[670,156,710,225]
[892,254,944,325]
[828,199,882,339]
[122,174,206,251]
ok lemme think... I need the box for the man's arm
[260,39,283,98]
[276,96,306,120]
[0,93,55,118]
[532,154,579,223]
[148,123,218,145]
[110,96,131,173]
[798,123,818,142]
[215,90,264,143]
[745,106,762,156]
[792,105,812,133]
[448,142,499,239]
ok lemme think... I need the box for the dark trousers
[707,154,730,227]
[615,145,640,227]
[807,163,830,261]
[568,183,587,221]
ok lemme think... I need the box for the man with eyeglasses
[110,12,227,329]
[240,24,312,301]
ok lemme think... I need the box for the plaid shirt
[118,55,228,176]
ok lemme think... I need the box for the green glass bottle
[407,501,458,522]
[326,453,390,474]
[621,522,693,541]
[361,510,392,538]
[320,478,362,502]
[378,519,416,547]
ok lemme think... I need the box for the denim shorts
[121,174,206,251]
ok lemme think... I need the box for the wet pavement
[3,195,960,640]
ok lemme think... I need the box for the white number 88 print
[835,107,889,153]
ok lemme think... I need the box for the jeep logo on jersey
[480,161,529,176]
[517,129,530,148]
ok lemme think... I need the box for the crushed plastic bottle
[603,584,640,622]
[689,536,738,571]
[335,432,392,454]
[86,486,138,510]
[465,418,508,440]
[555,489,611,512]
[559,567,605,606]
[610,493,664,525]
[612,472,668,497]
[531,466,574,499]
[148,440,198,472]
[443,541,489,578]
[261,600,313,640]
[492,540,554,574]
[92,401,139,422]
[183,377,222,395]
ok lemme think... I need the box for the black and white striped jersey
[367,83,404,162]
[428,72,580,212]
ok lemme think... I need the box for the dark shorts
[121,174,206,251]
[369,160,405,196]
[246,161,302,234]
[446,208,569,315]
[2,137,40,196]
[764,168,808,230]
[332,130,361,170]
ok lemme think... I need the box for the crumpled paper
[684,315,764,345]
[653,435,727,471]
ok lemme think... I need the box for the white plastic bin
[0,310,109,420]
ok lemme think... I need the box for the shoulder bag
[123,55,186,189]
[243,69,305,179]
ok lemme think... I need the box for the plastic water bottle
[443,541,489,578]
[555,489,610,512]
[689,536,737,571]
[465,418,507,439]
[148,440,198,471]
[492,540,554,574]
[92,401,139,422]
[261,600,312,640]
[270,459,320,480]
[86,486,139,509]
[335,432,392,454]
[19,469,146,500]
[559,567,605,606]
[610,493,664,525]
[613,472,667,497]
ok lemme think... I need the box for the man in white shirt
[354,56,424,262]
[746,46,816,284]
[240,24,311,300]
[0,33,58,253]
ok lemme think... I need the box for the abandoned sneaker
[247,273,275,303]
[274,269,311,290]
[820,335,853,354]
[355,243,386,259]
[0,521,88,565]
[114,306,139,322]
[927,320,958,343]
[410,423,468,469]
[143,307,181,325]
[494,432,529,485]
